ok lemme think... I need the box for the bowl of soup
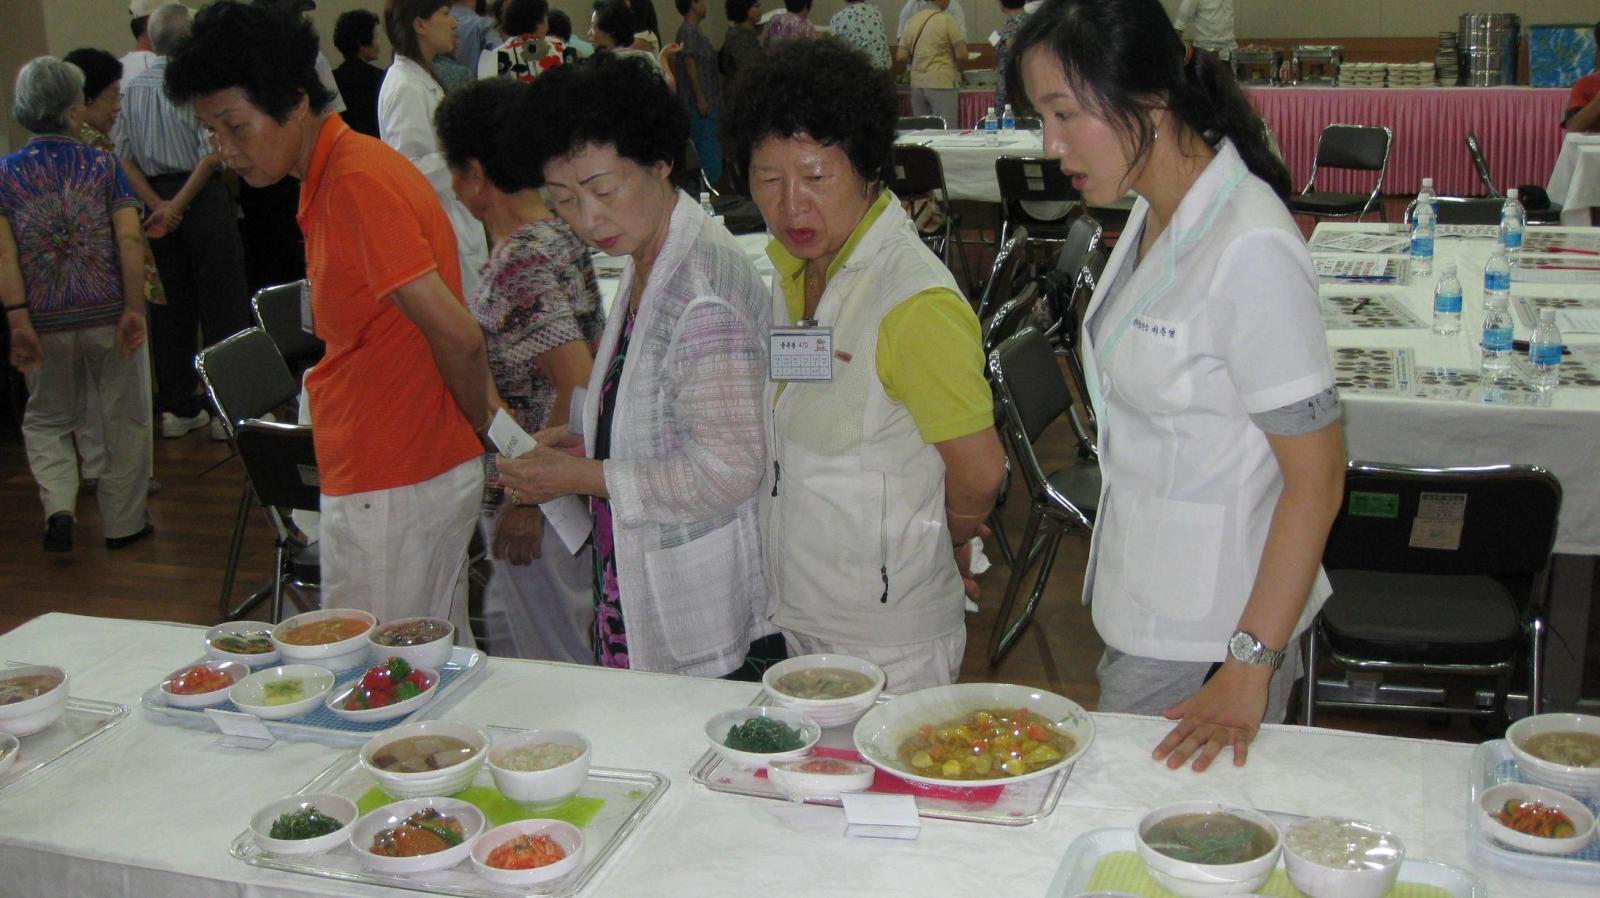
[205,621,281,666]
[1506,712,1600,797]
[349,796,485,875]
[1135,801,1281,897]
[762,654,885,728]
[367,617,454,671]
[272,609,377,672]
[360,719,488,799]
[0,665,69,736]
[487,729,592,807]
[1282,817,1404,898]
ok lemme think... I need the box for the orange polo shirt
[296,116,481,496]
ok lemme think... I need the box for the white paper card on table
[840,792,921,840]
[1309,232,1409,254]
[484,409,594,555]
[770,328,834,381]
[204,708,276,750]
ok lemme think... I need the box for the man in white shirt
[896,0,965,40]
[1174,0,1236,60]
[122,0,164,84]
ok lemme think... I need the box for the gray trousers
[23,326,152,538]
[911,87,960,129]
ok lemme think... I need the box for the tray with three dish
[230,722,668,897]
[690,654,1095,825]
[0,662,128,795]
[1467,712,1600,883]
[141,611,487,746]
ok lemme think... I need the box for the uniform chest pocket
[1108,315,1194,415]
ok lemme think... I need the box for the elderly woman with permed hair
[3,56,152,553]
[724,38,1006,692]
[493,55,779,679]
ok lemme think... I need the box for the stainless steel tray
[1467,739,1600,884]
[230,725,669,897]
[689,691,1072,826]
[141,646,488,747]
[0,696,128,794]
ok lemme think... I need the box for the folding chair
[1303,462,1562,729]
[890,143,976,294]
[981,280,1042,356]
[1287,124,1393,223]
[232,419,322,623]
[195,328,302,620]
[975,225,1037,323]
[995,156,1082,249]
[1466,130,1562,225]
[896,115,947,133]
[985,327,1099,665]
[250,280,324,387]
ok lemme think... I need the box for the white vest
[762,196,967,646]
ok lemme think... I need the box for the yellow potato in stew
[895,707,1073,780]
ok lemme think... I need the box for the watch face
[1229,630,1255,659]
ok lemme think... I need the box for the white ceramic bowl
[360,719,489,800]
[228,664,335,720]
[348,796,485,874]
[705,706,821,770]
[249,792,359,856]
[762,654,886,728]
[469,819,585,886]
[0,665,70,736]
[204,621,280,666]
[323,666,439,723]
[851,682,1094,787]
[160,659,252,710]
[767,757,876,798]
[0,732,19,778]
[1506,713,1600,797]
[1479,781,1597,855]
[367,617,455,671]
[271,609,378,673]
[487,729,592,807]
[1135,801,1282,898]
[1282,817,1404,898]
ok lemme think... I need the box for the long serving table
[0,612,1594,897]
[1547,132,1600,226]
[1312,222,1600,710]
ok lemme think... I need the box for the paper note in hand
[485,409,594,555]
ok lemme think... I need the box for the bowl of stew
[761,654,885,728]
[0,665,69,736]
[366,617,454,671]
[359,719,488,799]
[1136,801,1281,897]
[1506,712,1600,798]
[349,796,485,875]
[272,609,377,672]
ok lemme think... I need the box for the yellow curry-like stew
[895,707,1073,780]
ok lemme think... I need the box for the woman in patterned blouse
[830,0,891,69]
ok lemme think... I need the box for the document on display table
[486,410,593,555]
[1309,232,1409,254]
[1558,309,1600,333]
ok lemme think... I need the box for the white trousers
[480,509,596,664]
[320,457,482,641]
[22,325,151,538]
[781,627,966,694]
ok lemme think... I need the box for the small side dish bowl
[1479,781,1596,856]
[323,666,439,724]
[360,719,489,799]
[761,654,885,728]
[767,756,876,798]
[366,617,455,671]
[0,732,20,778]
[272,609,377,672]
[349,796,484,875]
[0,664,70,736]
[249,792,358,856]
[470,819,585,886]
[1135,801,1281,898]
[159,659,251,710]
[1506,712,1600,797]
[705,706,820,769]
[486,729,592,807]
[204,621,280,666]
[1282,817,1404,898]
[228,664,336,720]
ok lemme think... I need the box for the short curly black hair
[590,0,635,47]
[62,48,122,102]
[724,0,757,23]
[165,0,335,121]
[723,36,897,185]
[500,0,549,36]
[504,52,684,186]
[333,8,380,60]
[436,78,530,192]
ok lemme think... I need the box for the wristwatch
[1227,630,1285,670]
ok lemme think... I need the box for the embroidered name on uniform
[1132,317,1179,340]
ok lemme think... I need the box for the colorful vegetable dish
[371,619,451,647]
[1494,799,1578,839]
[210,630,273,655]
[261,679,307,706]
[895,707,1074,780]
[165,664,236,695]
[279,617,369,646]
[269,806,345,840]
[345,657,432,711]
[0,673,61,706]
[369,808,464,857]
[724,717,805,753]
[485,832,567,870]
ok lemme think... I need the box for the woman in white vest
[1010,0,1345,770]
[494,55,780,679]
[725,38,1007,693]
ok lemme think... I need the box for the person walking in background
[993,0,1031,114]
[718,0,764,107]
[122,0,162,84]
[1174,0,1236,61]
[333,8,386,137]
[762,0,816,49]
[674,0,722,182]
[896,0,964,42]
[4,57,154,552]
[830,0,891,70]
[897,0,966,129]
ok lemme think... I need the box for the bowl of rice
[1282,817,1403,898]
[486,729,591,807]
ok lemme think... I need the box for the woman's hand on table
[492,504,544,565]
[1151,660,1271,772]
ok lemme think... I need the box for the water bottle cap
[986,106,995,114]
[1540,308,1557,322]
[1439,261,1456,275]
[1507,188,1518,200]
[1422,177,1433,188]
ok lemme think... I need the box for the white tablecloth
[895,129,1046,203]
[1546,133,1600,226]
[0,613,1589,898]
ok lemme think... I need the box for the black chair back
[195,327,299,438]
[896,115,947,133]
[994,327,1071,447]
[1315,125,1391,172]
[251,280,324,374]
[996,156,1080,206]
[1464,131,1501,198]
[233,419,321,513]
[890,144,948,197]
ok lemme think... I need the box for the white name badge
[769,327,834,382]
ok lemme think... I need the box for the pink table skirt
[897,89,997,130]
[1245,86,1568,200]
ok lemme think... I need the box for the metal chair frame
[231,418,322,624]
[1291,123,1394,222]
[890,143,977,295]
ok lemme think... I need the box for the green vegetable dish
[724,716,806,753]
[269,806,345,840]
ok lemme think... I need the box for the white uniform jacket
[1081,138,1336,663]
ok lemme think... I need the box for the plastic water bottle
[1413,176,1436,226]
[1001,103,1016,133]
[1432,262,1462,336]
[1480,291,1514,384]
[983,107,999,144]
[1483,245,1511,305]
[1528,308,1563,395]
[1409,201,1435,278]
[1499,187,1526,264]
[699,191,715,219]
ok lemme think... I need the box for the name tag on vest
[769,327,834,382]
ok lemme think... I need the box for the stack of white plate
[1386,62,1436,87]
[1338,62,1386,87]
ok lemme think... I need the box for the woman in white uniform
[1010,0,1346,771]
